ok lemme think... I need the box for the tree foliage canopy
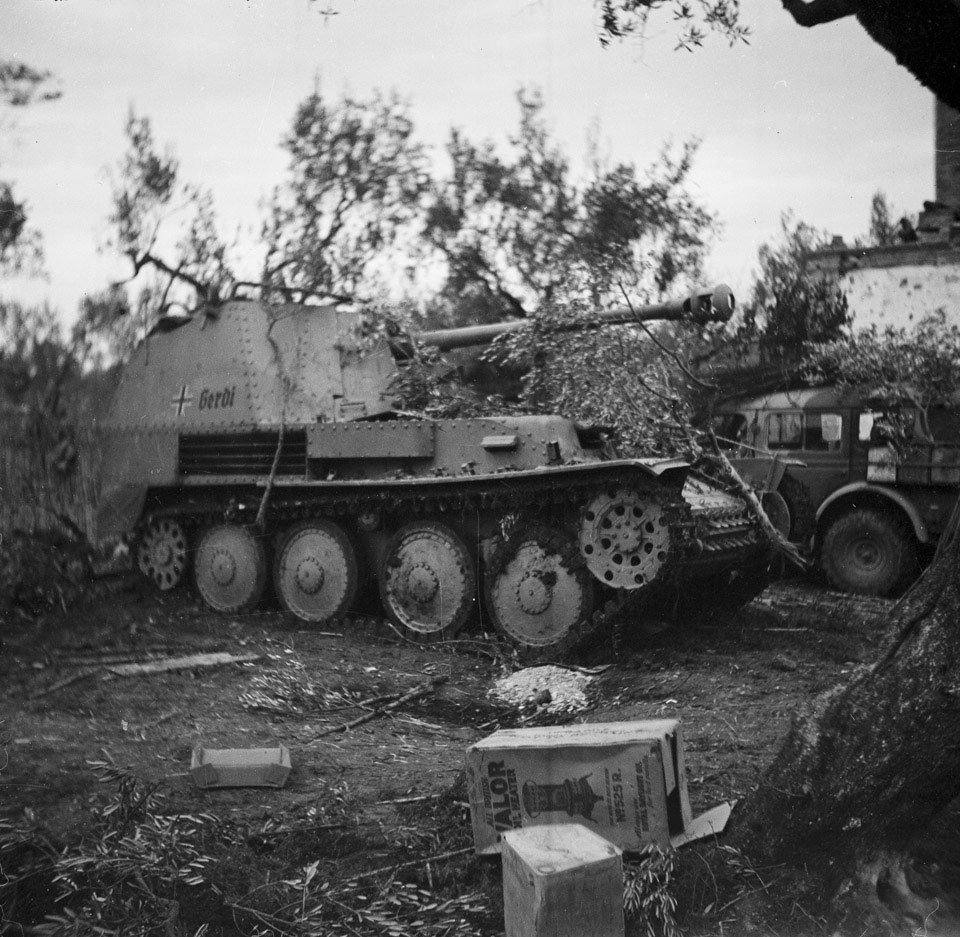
[0,58,60,278]
[596,0,749,51]
[804,311,960,446]
[106,110,235,313]
[262,87,429,302]
[425,88,716,322]
[735,212,849,366]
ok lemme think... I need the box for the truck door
[764,408,849,508]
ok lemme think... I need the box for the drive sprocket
[137,518,188,591]
[579,488,671,589]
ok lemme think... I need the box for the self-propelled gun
[96,287,766,649]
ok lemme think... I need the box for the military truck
[715,386,960,596]
[96,288,769,649]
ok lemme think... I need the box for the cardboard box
[190,745,291,788]
[502,823,624,937]
[467,720,699,854]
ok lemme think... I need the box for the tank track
[146,468,673,536]
[143,466,759,563]
[137,466,762,653]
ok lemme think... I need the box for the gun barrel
[417,285,734,351]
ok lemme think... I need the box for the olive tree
[261,86,430,301]
[804,312,960,448]
[732,212,849,368]
[0,59,61,278]
[424,88,716,322]
[105,110,236,312]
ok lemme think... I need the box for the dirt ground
[0,572,902,936]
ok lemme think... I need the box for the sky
[3,0,935,325]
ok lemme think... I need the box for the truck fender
[815,482,930,544]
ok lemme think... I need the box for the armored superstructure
[97,288,766,649]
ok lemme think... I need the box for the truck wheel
[820,508,917,597]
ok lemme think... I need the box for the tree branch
[310,676,448,739]
[126,248,217,304]
[780,0,861,27]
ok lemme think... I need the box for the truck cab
[715,387,960,596]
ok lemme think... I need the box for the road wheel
[820,508,917,596]
[194,524,268,612]
[486,524,594,650]
[274,521,358,624]
[379,521,476,641]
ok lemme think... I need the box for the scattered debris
[312,675,449,739]
[491,665,597,716]
[240,654,388,715]
[106,651,261,678]
[28,667,100,700]
[754,581,894,631]
[342,845,475,886]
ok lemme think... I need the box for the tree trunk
[731,506,960,872]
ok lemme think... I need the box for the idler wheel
[486,524,593,649]
[379,521,475,641]
[579,489,671,589]
[137,518,188,591]
[274,521,358,624]
[194,524,267,613]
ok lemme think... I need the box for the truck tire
[820,508,917,597]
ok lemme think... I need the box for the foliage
[623,844,682,937]
[0,762,225,937]
[262,86,430,302]
[105,110,236,321]
[0,529,92,623]
[425,88,716,321]
[861,190,918,248]
[735,212,849,366]
[0,60,61,108]
[803,311,960,448]
[0,762,495,937]
[73,282,182,368]
[0,58,61,277]
[0,300,82,471]
[0,301,68,401]
[595,0,750,50]
[867,190,897,247]
[0,181,43,276]
[484,275,717,458]
[239,653,369,715]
